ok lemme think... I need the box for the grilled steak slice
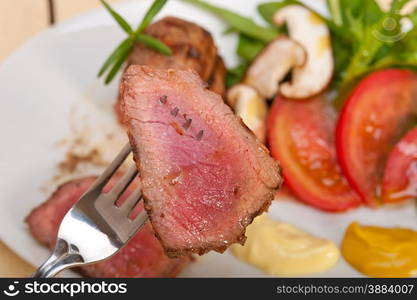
[115,16,224,123]
[26,175,190,278]
[128,16,217,82]
[120,66,282,257]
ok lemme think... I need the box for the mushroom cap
[243,36,306,99]
[273,5,334,99]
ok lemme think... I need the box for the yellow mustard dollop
[342,222,417,277]
[231,215,340,276]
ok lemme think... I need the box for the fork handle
[33,253,79,278]
[33,239,83,278]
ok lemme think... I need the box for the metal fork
[33,143,148,278]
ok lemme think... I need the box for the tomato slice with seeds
[267,95,361,212]
[382,127,417,203]
[336,69,417,206]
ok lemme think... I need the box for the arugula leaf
[329,36,352,88]
[327,0,343,26]
[181,0,278,42]
[226,63,247,87]
[361,0,384,27]
[327,0,417,108]
[325,0,395,96]
[137,0,168,33]
[237,34,266,61]
[100,0,133,34]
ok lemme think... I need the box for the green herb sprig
[98,0,171,84]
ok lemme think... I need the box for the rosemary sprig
[98,0,171,84]
[98,38,133,78]
[137,0,168,32]
[136,33,172,55]
[100,0,133,34]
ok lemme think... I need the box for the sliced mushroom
[273,5,334,99]
[227,84,268,143]
[243,36,306,99]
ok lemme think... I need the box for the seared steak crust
[120,66,282,257]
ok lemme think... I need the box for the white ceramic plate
[0,0,416,278]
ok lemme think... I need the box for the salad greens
[227,35,267,86]
[182,0,417,100]
[98,0,171,84]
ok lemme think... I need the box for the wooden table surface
[0,0,122,278]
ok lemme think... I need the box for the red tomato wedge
[267,95,362,212]
[336,69,417,206]
[382,127,417,203]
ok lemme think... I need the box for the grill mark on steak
[195,130,204,141]
[120,66,282,257]
[159,95,168,104]
[182,118,192,130]
[171,107,179,116]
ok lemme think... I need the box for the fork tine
[106,165,138,202]
[88,142,131,192]
[120,184,143,215]
[34,143,150,278]
[128,210,149,238]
